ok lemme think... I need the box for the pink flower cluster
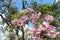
[11,8,60,40]
[11,15,28,26]
[12,8,41,27]
[44,14,54,23]
[11,12,41,27]
[30,12,41,24]
[32,24,60,40]
[32,14,60,40]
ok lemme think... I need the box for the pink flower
[47,25,56,33]
[46,25,57,38]
[11,18,19,24]
[42,21,49,28]
[38,12,41,16]
[32,28,37,35]
[47,32,57,38]
[39,25,45,31]
[18,15,28,26]
[56,32,60,35]
[11,15,28,26]
[19,15,28,22]
[37,27,42,32]
[44,14,54,23]
[35,31,41,35]
[30,13,41,24]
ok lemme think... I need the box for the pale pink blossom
[42,21,49,28]
[39,25,45,31]
[44,14,54,23]
[30,13,41,24]
[35,31,40,35]
[19,15,28,22]
[47,32,56,38]
[11,15,28,26]
[56,32,60,35]
[11,18,19,24]
[32,28,37,35]
[47,25,56,33]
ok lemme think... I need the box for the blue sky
[13,0,54,11]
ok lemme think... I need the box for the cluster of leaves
[10,11,29,20]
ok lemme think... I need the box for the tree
[0,0,18,26]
